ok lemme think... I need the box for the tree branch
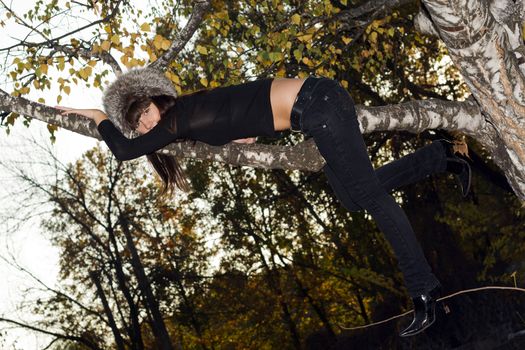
[50,43,121,74]
[337,0,414,22]
[1,85,490,172]
[421,0,492,49]
[0,254,109,328]
[421,0,525,200]
[0,0,124,53]
[149,0,212,71]
[0,317,102,350]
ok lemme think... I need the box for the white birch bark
[420,0,525,200]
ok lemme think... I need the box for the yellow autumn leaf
[78,66,92,80]
[63,86,71,95]
[297,34,312,42]
[167,72,180,84]
[101,41,111,51]
[120,55,129,66]
[342,36,352,45]
[451,140,472,161]
[200,77,208,87]
[276,65,286,77]
[148,51,157,61]
[57,57,65,71]
[111,34,120,45]
[196,45,208,55]
[161,38,170,50]
[302,57,314,66]
[40,64,48,74]
[140,22,151,32]
[88,60,97,67]
[153,35,164,49]
[291,14,301,25]
[369,32,378,44]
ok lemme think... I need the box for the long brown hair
[124,94,195,198]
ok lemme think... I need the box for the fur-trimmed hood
[102,67,178,134]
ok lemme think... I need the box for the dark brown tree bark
[119,215,174,350]
[90,270,127,350]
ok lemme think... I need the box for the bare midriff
[269,78,307,131]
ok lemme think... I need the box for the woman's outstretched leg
[301,86,441,298]
[324,140,448,212]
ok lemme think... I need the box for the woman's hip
[292,78,359,137]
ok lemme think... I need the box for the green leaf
[293,48,302,61]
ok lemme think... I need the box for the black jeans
[293,77,445,297]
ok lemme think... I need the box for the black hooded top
[97,78,277,161]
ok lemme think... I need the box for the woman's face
[135,102,161,135]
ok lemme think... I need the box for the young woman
[55,67,472,337]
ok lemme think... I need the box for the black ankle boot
[399,283,442,337]
[435,139,473,197]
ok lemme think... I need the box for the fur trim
[102,67,177,133]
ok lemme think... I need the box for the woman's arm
[55,106,178,161]
[54,106,108,126]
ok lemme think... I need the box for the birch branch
[1,87,488,172]
[149,0,212,71]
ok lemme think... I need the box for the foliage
[1,0,524,348]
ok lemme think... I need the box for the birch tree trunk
[417,0,525,200]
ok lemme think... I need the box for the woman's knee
[336,196,363,212]
[351,186,392,211]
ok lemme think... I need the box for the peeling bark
[421,0,525,200]
[414,8,439,36]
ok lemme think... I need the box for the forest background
[0,0,525,349]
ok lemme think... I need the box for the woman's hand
[54,106,108,125]
[232,137,257,144]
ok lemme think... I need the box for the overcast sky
[0,116,98,349]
